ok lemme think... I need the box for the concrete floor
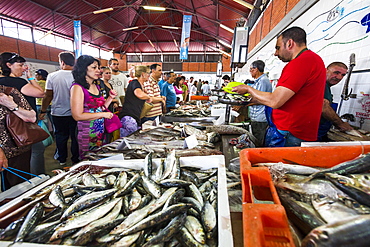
[44,139,72,176]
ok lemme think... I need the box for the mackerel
[311,195,359,224]
[161,149,176,180]
[73,198,122,238]
[201,201,217,234]
[144,152,153,177]
[302,215,370,247]
[15,203,44,242]
[111,187,177,235]
[114,173,140,197]
[111,231,142,247]
[48,185,66,208]
[142,175,162,198]
[118,203,189,237]
[61,188,116,220]
[0,217,24,240]
[142,214,186,247]
[326,173,370,207]
[82,173,99,186]
[58,198,121,231]
[176,226,204,246]
[306,153,370,180]
[184,215,206,244]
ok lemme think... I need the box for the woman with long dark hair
[0,52,45,175]
[70,55,117,159]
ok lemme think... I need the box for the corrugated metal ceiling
[0,0,261,55]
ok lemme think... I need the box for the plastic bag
[38,120,53,147]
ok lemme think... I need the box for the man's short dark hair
[279,26,307,46]
[164,72,173,78]
[222,75,230,80]
[108,58,118,65]
[59,52,75,66]
[251,60,265,73]
[150,64,161,71]
[327,62,348,70]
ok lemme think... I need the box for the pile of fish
[0,150,219,246]
[256,153,370,246]
[165,108,211,118]
[84,126,222,160]
[218,94,252,105]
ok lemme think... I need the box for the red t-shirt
[273,50,326,141]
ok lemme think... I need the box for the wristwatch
[11,105,19,111]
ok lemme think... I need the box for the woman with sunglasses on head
[0,52,46,176]
[94,66,119,143]
[70,55,117,160]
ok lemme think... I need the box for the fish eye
[364,175,370,180]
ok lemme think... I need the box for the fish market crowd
[1,25,369,247]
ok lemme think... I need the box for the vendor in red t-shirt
[233,26,326,147]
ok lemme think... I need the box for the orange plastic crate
[240,145,370,247]
[190,95,209,101]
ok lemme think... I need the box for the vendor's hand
[104,112,114,119]
[233,105,242,111]
[147,97,153,103]
[161,96,166,103]
[109,89,118,98]
[0,148,8,171]
[232,84,249,94]
[337,122,353,132]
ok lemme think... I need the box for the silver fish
[184,125,208,141]
[61,188,117,220]
[141,175,162,199]
[184,215,206,244]
[312,196,359,223]
[48,185,66,208]
[302,215,370,247]
[15,203,44,242]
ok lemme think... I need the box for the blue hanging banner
[74,20,82,58]
[180,15,192,60]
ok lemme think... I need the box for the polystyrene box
[211,103,227,116]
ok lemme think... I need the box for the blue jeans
[141,116,158,124]
[52,115,80,163]
[278,130,305,147]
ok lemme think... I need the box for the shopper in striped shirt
[142,64,166,123]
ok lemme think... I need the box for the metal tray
[161,115,218,123]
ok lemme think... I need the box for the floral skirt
[77,118,105,159]
[120,116,139,137]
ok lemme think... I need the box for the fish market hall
[1,0,370,246]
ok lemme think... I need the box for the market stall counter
[0,155,233,247]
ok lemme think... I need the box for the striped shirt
[143,76,162,117]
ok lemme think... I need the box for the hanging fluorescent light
[93,8,114,14]
[122,26,139,31]
[220,24,234,33]
[148,40,155,48]
[143,6,166,11]
[232,0,254,10]
[219,50,231,57]
[220,40,232,48]
[162,26,180,30]
[214,47,231,57]
[36,30,53,42]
